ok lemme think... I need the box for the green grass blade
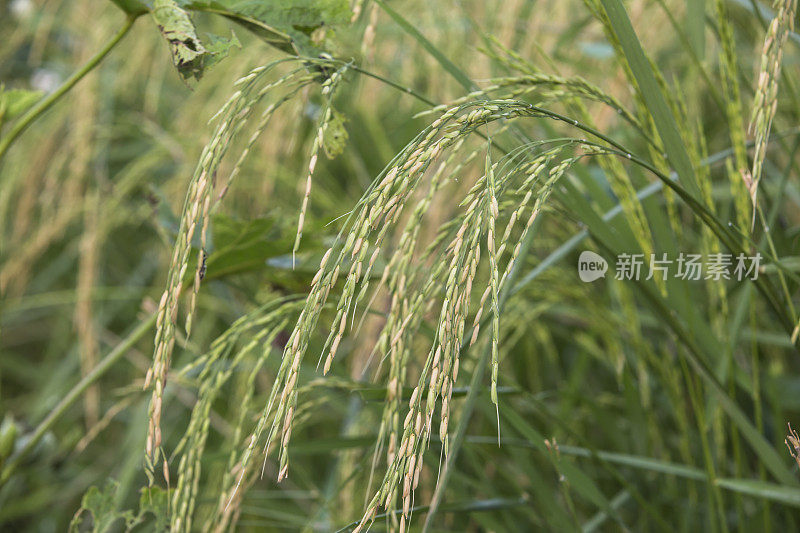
[598,0,702,199]
[374,0,476,91]
[687,0,706,60]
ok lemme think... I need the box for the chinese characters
[613,253,761,281]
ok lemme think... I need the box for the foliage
[0,86,42,126]
[3,0,800,531]
[69,480,169,532]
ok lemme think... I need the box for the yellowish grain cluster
[748,0,797,208]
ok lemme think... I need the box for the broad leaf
[133,486,170,531]
[69,480,134,533]
[111,0,351,67]
[186,214,323,286]
[203,30,241,70]
[69,481,170,532]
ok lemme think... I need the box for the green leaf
[69,481,170,532]
[212,212,274,246]
[335,497,529,532]
[109,0,149,15]
[374,0,475,91]
[686,0,705,60]
[151,0,208,81]
[69,480,133,533]
[187,0,351,56]
[715,478,800,507]
[598,0,702,200]
[206,214,286,278]
[502,407,625,527]
[198,213,323,284]
[115,0,350,61]
[202,30,241,70]
[135,486,170,531]
[322,108,348,158]
[185,0,351,31]
[0,86,43,126]
[0,416,17,461]
[559,444,800,507]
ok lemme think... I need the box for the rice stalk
[212,88,634,530]
[292,61,350,266]
[479,39,659,287]
[714,0,752,235]
[170,298,300,531]
[144,58,335,484]
[748,0,797,210]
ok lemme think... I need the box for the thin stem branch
[0,15,137,164]
[0,311,156,486]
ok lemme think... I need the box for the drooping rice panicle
[484,145,501,429]
[748,0,797,211]
[170,297,299,531]
[144,58,333,484]
[714,0,752,235]
[164,72,682,530]
[292,63,349,267]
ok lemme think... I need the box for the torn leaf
[114,0,350,59]
[202,31,241,71]
[151,0,207,82]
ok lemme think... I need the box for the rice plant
[3,0,800,531]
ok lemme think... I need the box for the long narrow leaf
[598,0,702,199]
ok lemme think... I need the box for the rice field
[3,0,800,530]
